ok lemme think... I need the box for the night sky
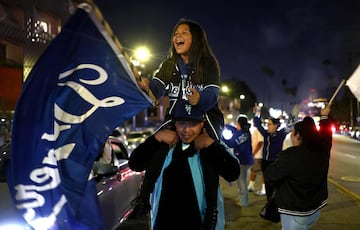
[94,0,360,112]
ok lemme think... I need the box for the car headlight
[0,222,32,230]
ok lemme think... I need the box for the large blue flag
[8,4,153,230]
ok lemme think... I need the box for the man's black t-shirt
[154,144,201,230]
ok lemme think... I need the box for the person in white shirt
[282,132,293,150]
[248,124,266,195]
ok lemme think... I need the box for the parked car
[0,132,144,230]
[94,133,145,230]
[125,130,153,151]
[0,142,30,230]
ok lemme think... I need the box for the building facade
[0,0,74,145]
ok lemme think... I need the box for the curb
[328,177,360,203]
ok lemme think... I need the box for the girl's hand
[137,77,150,93]
[188,87,200,105]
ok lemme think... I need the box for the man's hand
[194,128,214,150]
[154,129,178,147]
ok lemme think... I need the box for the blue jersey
[253,116,287,161]
[150,58,223,140]
[222,124,254,165]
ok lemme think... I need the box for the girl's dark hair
[237,115,250,131]
[168,18,220,84]
[269,117,280,127]
[293,116,320,151]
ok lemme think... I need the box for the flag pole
[328,79,346,105]
[86,0,141,81]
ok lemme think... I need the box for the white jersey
[282,132,293,150]
[250,127,264,159]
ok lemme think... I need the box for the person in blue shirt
[134,18,225,225]
[138,18,223,140]
[222,114,254,207]
[253,112,287,201]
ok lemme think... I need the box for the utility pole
[350,97,354,127]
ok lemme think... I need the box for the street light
[130,46,152,129]
[221,85,230,94]
[239,94,245,113]
[134,46,151,63]
[130,46,152,77]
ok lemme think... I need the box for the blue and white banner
[8,4,153,230]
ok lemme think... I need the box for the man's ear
[200,120,206,129]
[201,127,207,135]
[295,133,302,142]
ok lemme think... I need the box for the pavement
[118,175,360,230]
[221,177,360,230]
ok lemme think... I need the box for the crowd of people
[130,18,333,230]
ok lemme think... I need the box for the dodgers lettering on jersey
[167,73,203,102]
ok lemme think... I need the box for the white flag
[346,65,360,101]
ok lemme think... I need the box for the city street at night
[119,134,360,230]
[1,1,360,229]
[119,174,360,230]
